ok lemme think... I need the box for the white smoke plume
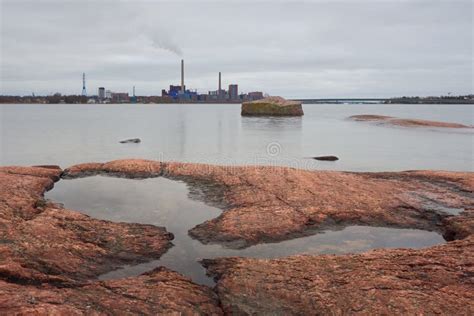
[151,38,183,56]
[146,27,183,56]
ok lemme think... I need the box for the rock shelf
[1,160,472,314]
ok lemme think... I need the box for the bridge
[293,98,387,104]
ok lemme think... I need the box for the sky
[0,0,472,98]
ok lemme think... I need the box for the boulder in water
[313,156,339,161]
[120,138,141,144]
[241,96,304,116]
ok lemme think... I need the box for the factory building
[162,85,184,99]
[130,86,137,103]
[228,84,238,100]
[98,87,105,100]
[111,92,130,103]
[247,91,264,101]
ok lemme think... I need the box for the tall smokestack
[181,59,184,92]
[218,72,222,96]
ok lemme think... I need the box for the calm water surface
[1,103,473,171]
[46,175,445,286]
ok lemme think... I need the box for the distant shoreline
[1,101,473,105]
[1,95,473,105]
[298,96,474,104]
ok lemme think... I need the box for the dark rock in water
[313,156,339,161]
[120,138,141,144]
[241,96,304,116]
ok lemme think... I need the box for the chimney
[181,59,184,92]
[218,72,222,96]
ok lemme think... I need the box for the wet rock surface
[64,159,474,248]
[2,160,473,314]
[350,114,472,128]
[0,267,222,315]
[0,165,173,284]
[0,166,223,314]
[241,96,304,116]
[63,159,162,179]
[203,236,474,315]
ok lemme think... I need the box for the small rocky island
[241,96,304,116]
[350,114,472,128]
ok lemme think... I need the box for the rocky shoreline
[1,160,473,314]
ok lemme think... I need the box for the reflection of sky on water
[46,176,445,286]
[1,103,472,172]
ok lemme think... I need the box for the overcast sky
[1,0,472,98]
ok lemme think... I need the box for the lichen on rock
[241,96,304,116]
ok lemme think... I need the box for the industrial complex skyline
[159,60,264,102]
[81,59,265,103]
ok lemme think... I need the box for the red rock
[61,162,105,178]
[0,166,173,285]
[63,159,162,178]
[4,160,473,314]
[202,236,474,315]
[443,208,474,240]
[0,165,62,182]
[0,165,224,314]
[0,267,222,315]
[350,114,472,128]
[63,160,474,248]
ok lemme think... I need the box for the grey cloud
[0,0,472,97]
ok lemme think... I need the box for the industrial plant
[160,60,264,103]
[75,60,266,104]
[0,60,265,104]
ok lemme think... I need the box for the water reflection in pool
[46,176,445,286]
